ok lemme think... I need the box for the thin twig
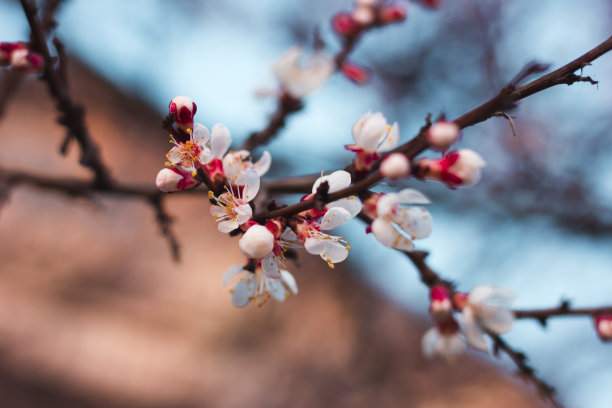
[515,301,612,327]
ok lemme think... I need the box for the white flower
[460,285,516,352]
[380,153,410,180]
[260,228,301,279]
[238,225,275,259]
[346,111,399,172]
[272,46,334,99]
[422,326,464,362]
[209,169,259,232]
[155,168,198,193]
[222,149,271,181]
[166,122,212,170]
[222,264,298,308]
[370,189,431,251]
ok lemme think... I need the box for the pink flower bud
[426,120,460,151]
[415,149,486,188]
[341,62,371,85]
[430,285,452,317]
[379,3,407,24]
[239,224,275,259]
[380,153,410,180]
[169,96,197,130]
[332,12,360,37]
[595,315,612,341]
[352,5,376,26]
[0,42,22,65]
[155,168,198,193]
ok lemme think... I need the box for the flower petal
[230,279,255,308]
[320,207,352,230]
[281,270,298,295]
[218,219,239,233]
[261,254,282,279]
[377,122,399,151]
[210,205,226,218]
[327,197,362,218]
[461,307,489,352]
[320,240,349,263]
[395,207,432,240]
[268,279,287,302]
[376,193,399,218]
[422,327,440,358]
[222,264,245,287]
[252,150,272,176]
[312,170,351,194]
[396,188,430,205]
[192,122,210,144]
[237,169,260,201]
[235,204,253,225]
[210,124,232,158]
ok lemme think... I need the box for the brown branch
[20,0,113,188]
[149,195,180,262]
[515,301,612,327]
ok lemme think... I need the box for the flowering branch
[20,0,113,188]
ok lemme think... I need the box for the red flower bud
[169,95,197,130]
[332,12,359,37]
[379,3,408,24]
[341,62,371,85]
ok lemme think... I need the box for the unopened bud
[419,0,441,8]
[169,95,197,130]
[238,224,275,259]
[155,168,198,193]
[341,62,371,85]
[415,149,485,188]
[380,153,410,180]
[332,12,359,37]
[352,5,376,26]
[379,3,407,24]
[430,285,452,318]
[426,120,460,151]
[595,315,612,341]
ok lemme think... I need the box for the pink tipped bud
[595,315,612,341]
[415,149,486,188]
[239,224,275,259]
[341,62,371,85]
[426,120,460,151]
[155,168,198,193]
[419,0,441,8]
[0,42,20,65]
[8,47,42,72]
[332,12,359,37]
[352,5,376,26]
[169,96,197,129]
[379,3,407,24]
[430,285,452,318]
[380,153,410,180]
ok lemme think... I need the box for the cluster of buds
[422,285,515,361]
[0,42,43,72]
[332,1,407,38]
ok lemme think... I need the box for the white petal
[268,279,287,302]
[198,147,212,165]
[218,219,239,233]
[235,204,253,225]
[320,240,349,263]
[441,334,465,361]
[304,237,326,256]
[230,279,254,308]
[469,285,516,305]
[167,147,181,163]
[281,270,298,294]
[377,122,399,151]
[210,124,232,158]
[461,307,489,352]
[312,170,352,194]
[422,327,440,358]
[280,227,298,242]
[396,188,430,205]
[376,194,399,218]
[192,122,210,144]
[372,218,415,251]
[327,197,362,218]
[261,254,282,279]
[395,207,432,240]
[237,169,260,201]
[480,308,515,335]
[351,111,372,143]
[222,265,245,287]
[320,207,352,230]
[355,112,387,150]
[252,150,272,176]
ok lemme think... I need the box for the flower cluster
[156,96,488,309]
[422,285,515,361]
[0,42,43,72]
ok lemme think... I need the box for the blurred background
[0,0,611,406]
